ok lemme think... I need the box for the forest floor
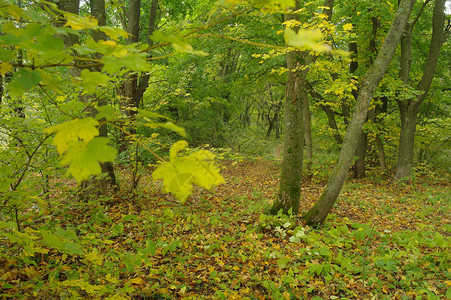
[1,159,450,299]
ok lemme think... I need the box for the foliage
[1,160,449,298]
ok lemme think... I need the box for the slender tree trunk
[395,0,446,180]
[303,0,415,226]
[353,131,367,178]
[303,82,313,177]
[119,0,159,152]
[353,16,379,178]
[90,0,117,190]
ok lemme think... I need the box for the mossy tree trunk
[270,2,305,215]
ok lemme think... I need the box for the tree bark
[395,0,446,180]
[303,0,415,226]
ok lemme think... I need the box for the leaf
[95,105,117,121]
[172,42,209,56]
[138,108,173,121]
[284,28,331,52]
[170,140,188,161]
[277,257,290,268]
[343,23,354,31]
[41,230,61,249]
[150,32,208,56]
[152,141,224,202]
[144,121,186,137]
[8,69,42,97]
[99,26,128,40]
[64,13,98,30]
[60,137,117,183]
[0,62,13,75]
[254,0,296,12]
[129,277,144,285]
[77,69,110,94]
[44,118,99,154]
[63,240,83,255]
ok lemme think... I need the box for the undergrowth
[0,160,449,299]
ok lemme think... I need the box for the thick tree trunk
[395,101,419,179]
[395,0,445,180]
[303,0,415,226]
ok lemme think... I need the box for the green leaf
[150,32,208,56]
[41,230,61,249]
[137,108,173,121]
[63,240,83,255]
[44,118,99,154]
[60,137,117,183]
[144,121,186,137]
[284,28,331,52]
[95,105,117,121]
[77,69,110,94]
[277,257,290,268]
[8,69,42,97]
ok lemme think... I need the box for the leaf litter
[0,159,449,299]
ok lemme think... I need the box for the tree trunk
[90,0,117,191]
[352,15,379,178]
[395,0,446,180]
[303,0,415,226]
[57,0,80,48]
[270,2,305,215]
[353,130,367,178]
[119,0,159,153]
[305,81,343,145]
[303,82,313,177]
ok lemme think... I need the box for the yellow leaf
[100,40,117,47]
[129,277,144,285]
[343,23,354,31]
[0,62,12,75]
[64,14,98,30]
[284,28,331,52]
[105,274,119,284]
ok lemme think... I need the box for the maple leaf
[152,141,225,202]
[284,28,331,52]
[60,137,117,182]
[44,118,99,154]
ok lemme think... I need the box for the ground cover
[0,159,450,299]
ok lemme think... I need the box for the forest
[0,0,450,299]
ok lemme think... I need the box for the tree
[303,0,415,226]
[395,0,447,181]
[269,1,304,215]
